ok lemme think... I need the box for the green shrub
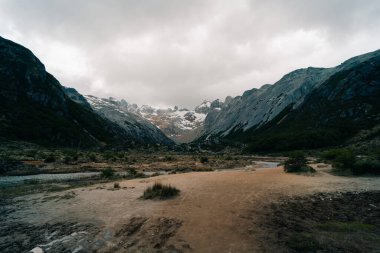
[285,233,321,252]
[321,148,380,175]
[284,152,315,173]
[101,168,115,178]
[102,152,115,161]
[63,156,72,164]
[26,150,38,158]
[88,153,97,162]
[164,155,174,161]
[71,152,80,161]
[127,167,137,176]
[374,149,380,161]
[352,159,380,175]
[320,148,348,161]
[63,150,80,161]
[317,221,375,232]
[44,154,56,163]
[333,149,355,170]
[141,182,180,200]
[200,156,209,163]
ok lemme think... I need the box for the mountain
[81,95,173,145]
[0,36,172,148]
[199,49,380,151]
[81,96,220,143]
[136,104,206,143]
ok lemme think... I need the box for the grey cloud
[1,0,380,108]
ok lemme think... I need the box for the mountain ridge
[0,36,173,148]
[198,49,380,151]
[82,95,224,143]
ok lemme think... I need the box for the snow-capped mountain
[81,95,173,145]
[82,96,222,143]
[195,99,224,114]
[137,105,206,143]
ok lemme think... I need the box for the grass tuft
[285,232,321,252]
[140,182,180,200]
[316,221,375,232]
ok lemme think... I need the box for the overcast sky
[1,0,380,108]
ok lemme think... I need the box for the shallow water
[0,172,101,187]
[0,162,279,187]
[253,161,280,168]
[0,170,168,187]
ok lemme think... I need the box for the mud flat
[1,164,380,252]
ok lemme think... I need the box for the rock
[30,247,44,253]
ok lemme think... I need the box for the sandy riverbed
[2,164,380,252]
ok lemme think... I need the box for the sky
[1,0,380,108]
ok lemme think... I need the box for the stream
[0,161,279,187]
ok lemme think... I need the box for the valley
[1,23,380,253]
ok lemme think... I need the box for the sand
[5,164,380,252]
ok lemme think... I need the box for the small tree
[101,168,115,178]
[200,156,209,163]
[284,152,315,173]
[333,149,355,170]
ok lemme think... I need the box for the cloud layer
[1,0,380,108]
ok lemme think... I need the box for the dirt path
[5,165,380,252]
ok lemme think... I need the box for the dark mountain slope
[233,54,380,151]
[0,36,172,147]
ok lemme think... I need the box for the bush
[63,150,80,161]
[200,156,209,163]
[320,149,348,161]
[101,168,115,178]
[26,150,38,158]
[141,182,180,200]
[333,149,355,170]
[285,233,321,252]
[352,159,380,175]
[88,153,97,162]
[374,149,380,161]
[127,167,137,176]
[114,182,120,188]
[164,155,174,161]
[321,148,380,175]
[284,152,315,173]
[103,152,117,161]
[0,158,21,174]
[63,156,72,164]
[44,154,56,163]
